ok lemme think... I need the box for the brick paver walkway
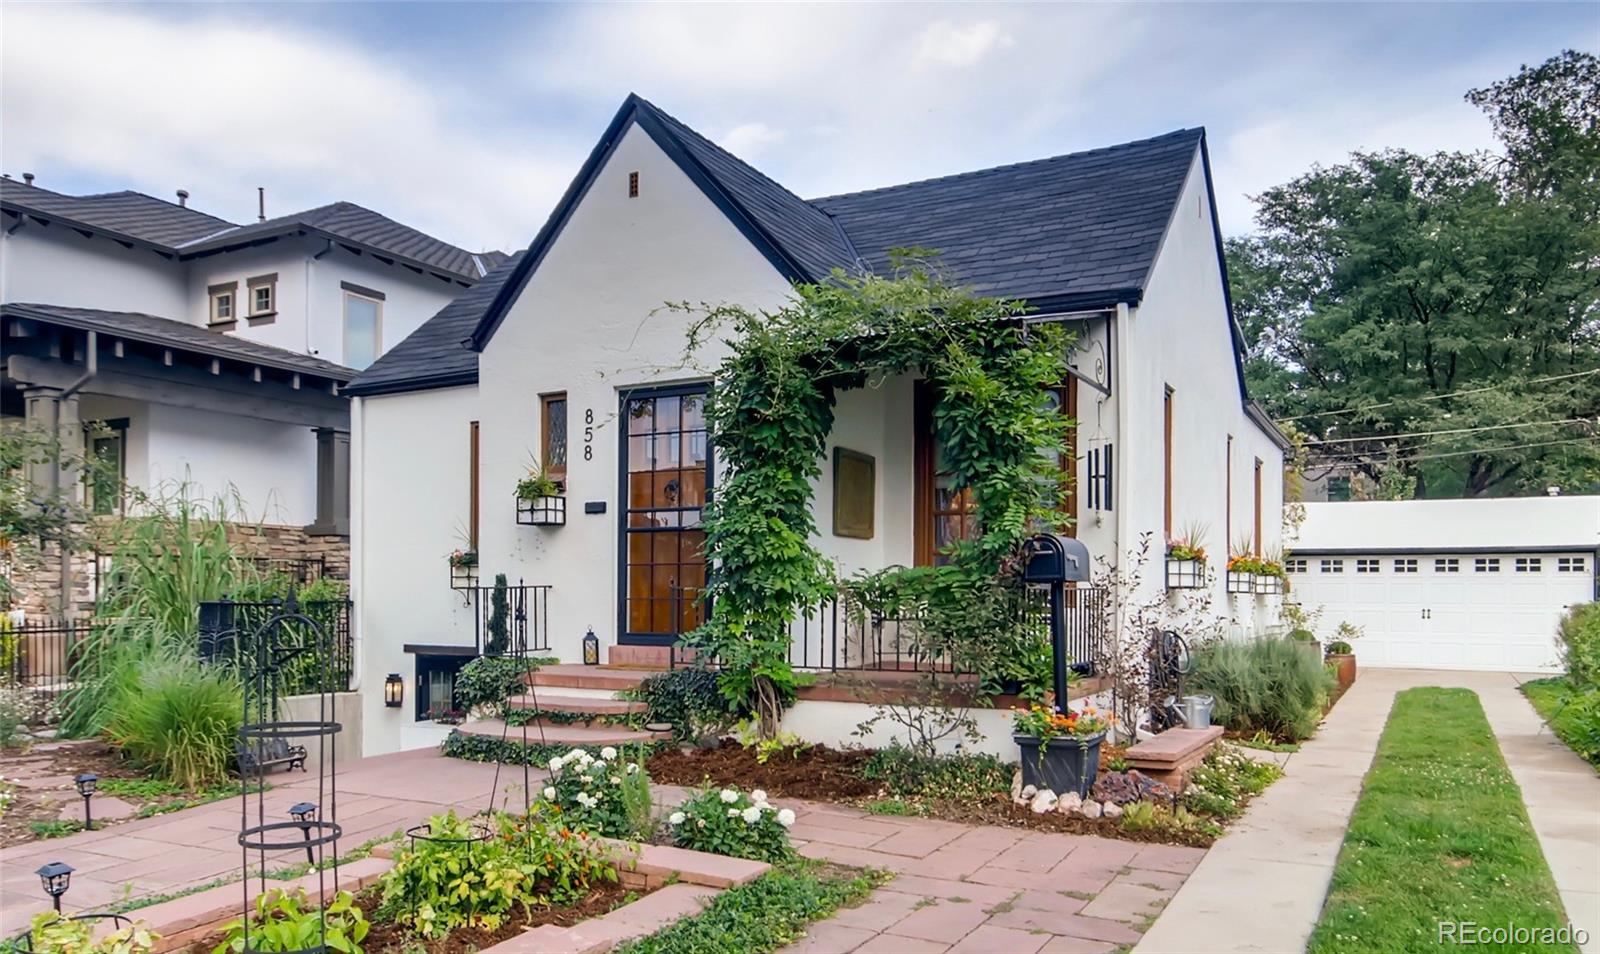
[777,801,1204,954]
[2,747,1207,951]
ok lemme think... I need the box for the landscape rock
[1015,783,1037,807]
[1091,769,1174,805]
[1010,768,1023,803]
[1056,791,1082,815]
[1029,789,1059,814]
[1078,799,1103,819]
[1102,800,1124,818]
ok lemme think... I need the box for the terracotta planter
[1328,652,1356,689]
[1015,731,1105,799]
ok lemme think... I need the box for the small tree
[485,573,510,656]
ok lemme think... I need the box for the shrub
[377,810,615,939]
[212,888,367,953]
[857,746,1012,800]
[538,746,653,838]
[106,654,242,789]
[1187,636,1335,741]
[454,655,556,715]
[1558,602,1600,687]
[28,911,158,953]
[624,668,738,741]
[0,686,31,748]
[668,786,795,863]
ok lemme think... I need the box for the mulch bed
[647,740,879,799]
[646,739,1219,847]
[0,740,147,847]
[182,882,635,953]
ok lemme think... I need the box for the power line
[1303,417,1592,446]
[1308,435,1598,467]
[1272,368,1600,424]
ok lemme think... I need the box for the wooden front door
[618,385,710,645]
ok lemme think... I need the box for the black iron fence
[673,583,1109,676]
[461,583,552,656]
[197,598,354,695]
[248,556,338,583]
[1,616,103,690]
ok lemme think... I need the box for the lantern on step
[384,673,404,708]
[582,627,600,666]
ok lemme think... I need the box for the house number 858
[583,409,594,460]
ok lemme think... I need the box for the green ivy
[439,730,663,767]
[677,255,1074,734]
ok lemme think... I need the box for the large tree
[1231,50,1600,497]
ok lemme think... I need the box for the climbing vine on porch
[677,253,1076,736]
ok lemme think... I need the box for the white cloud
[914,21,1015,68]
[0,4,569,251]
[718,123,787,158]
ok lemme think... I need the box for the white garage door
[1286,552,1595,673]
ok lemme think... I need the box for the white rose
[669,812,686,825]
[751,789,768,804]
[741,806,762,824]
[567,748,586,761]
[611,775,622,785]
[542,786,556,800]
[727,808,740,818]
[719,789,739,804]
[627,764,640,774]
[548,756,563,772]
[601,746,618,760]
[592,760,606,772]
[776,808,796,828]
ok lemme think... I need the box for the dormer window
[248,274,277,319]
[208,282,237,326]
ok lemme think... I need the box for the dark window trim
[541,391,568,482]
[340,280,386,301]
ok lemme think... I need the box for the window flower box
[516,494,567,526]
[448,550,477,590]
[1254,573,1283,595]
[1225,570,1256,594]
[1165,558,1205,590]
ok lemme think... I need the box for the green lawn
[1309,687,1576,954]
[1522,677,1600,768]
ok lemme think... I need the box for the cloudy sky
[2,2,1591,254]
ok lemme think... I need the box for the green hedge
[1188,636,1335,741]
[1557,602,1600,688]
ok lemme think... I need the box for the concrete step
[506,692,649,716]
[606,644,673,667]
[452,718,670,747]
[526,664,660,692]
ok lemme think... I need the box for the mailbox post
[1022,534,1092,715]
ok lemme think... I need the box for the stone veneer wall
[3,522,347,617]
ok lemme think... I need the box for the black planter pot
[997,678,1025,698]
[1015,731,1105,799]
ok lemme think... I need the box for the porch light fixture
[582,628,600,666]
[74,773,97,831]
[35,862,73,912]
[289,801,318,864]
[384,674,404,708]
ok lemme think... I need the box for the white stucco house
[344,95,1290,754]
[1,176,504,533]
[1289,496,1599,673]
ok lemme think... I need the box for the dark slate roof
[1,302,354,381]
[180,202,491,282]
[342,251,525,396]
[1,180,501,283]
[1,179,235,247]
[811,128,1203,308]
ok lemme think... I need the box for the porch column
[20,385,83,501]
[307,427,350,536]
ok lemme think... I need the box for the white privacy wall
[352,387,483,755]
[473,122,796,667]
[1122,146,1287,634]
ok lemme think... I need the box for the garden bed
[0,739,247,847]
[1521,676,1600,768]
[647,740,878,799]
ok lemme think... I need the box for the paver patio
[1135,668,1600,954]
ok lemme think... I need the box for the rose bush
[668,786,795,863]
[538,746,653,838]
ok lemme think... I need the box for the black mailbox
[1023,534,1091,584]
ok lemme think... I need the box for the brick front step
[526,664,659,692]
[453,718,670,747]
[506,693,649,716]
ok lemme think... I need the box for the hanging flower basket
[1225,571,1256,594]
[516,494,567,526]
[448,550,478,590]
[1165,558,1205,590]
[1254,573,1283,595]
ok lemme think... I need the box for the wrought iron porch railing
[461,582,552,656]
[198,598,354,695]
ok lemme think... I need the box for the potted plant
[1288,626,1321,661]
[1013,702,1111,799]
[1226,553,1260,594]
[447,548,477,589]
[515,460,566,526]
[1325,621,1362,689]
[1165,520,1208,590]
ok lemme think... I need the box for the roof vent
[22,173,34,186]
[257,186,266,223]
[177,189,190,208]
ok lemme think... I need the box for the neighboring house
[1289,497,1600,672]
[1,176,503,539]
[345,94,1290,754]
